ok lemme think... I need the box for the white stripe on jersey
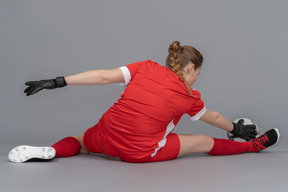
[190,106,206,121]
[151,120,175,157]
[119,66,131,86]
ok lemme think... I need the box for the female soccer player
[9,41,280,163]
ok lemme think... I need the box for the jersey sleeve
[188,90,206,121]
[119,60,146,86]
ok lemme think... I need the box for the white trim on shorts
[151,120,175,157]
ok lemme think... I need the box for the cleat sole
[8,145,56,163]
[273,128,280,145]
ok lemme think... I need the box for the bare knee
[199,135,214,148]
[178,134,214,157]
[73,133,89,154]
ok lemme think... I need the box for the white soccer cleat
[8,145,56,163]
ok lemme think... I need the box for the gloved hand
[230,119,257,141]
[24,76,67,96]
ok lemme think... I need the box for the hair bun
[169,41,181,54]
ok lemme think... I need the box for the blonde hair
[166,41,203,96]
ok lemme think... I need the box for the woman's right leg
[177,134,214,157]
[177,134,256,157]
[178,128,280,157]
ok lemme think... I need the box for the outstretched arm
[65,68,124,85]
[24,68,125,96]
[199,109,257,140]
[199,109,233,132]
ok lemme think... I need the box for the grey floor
[1,145,287,192]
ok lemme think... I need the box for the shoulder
[143,59,161,67]
[128,59,164,71]
[192,89,202,99]
[145,60,166,70]
[125,59,159,68]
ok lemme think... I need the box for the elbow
[214,112,221,120]
[209,112,221,125]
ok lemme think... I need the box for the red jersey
[97,60,206,159]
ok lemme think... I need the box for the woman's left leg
[9,134,84,163]
[51,131,91,157]
[9,126,99,163]
[73,132,89,154]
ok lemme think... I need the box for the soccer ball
[227,118,260,142]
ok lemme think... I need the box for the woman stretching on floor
[9,41,280,163]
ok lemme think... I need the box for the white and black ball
[227,118,260,142]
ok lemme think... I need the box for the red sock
[207,138,258,156]
[51,137,81,157]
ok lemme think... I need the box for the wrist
[230,123,236,134]
[55,76,67,88]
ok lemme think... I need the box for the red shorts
[83,124,180,163]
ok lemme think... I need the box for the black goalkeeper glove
[230,119,257,141]
[24,76,67,96]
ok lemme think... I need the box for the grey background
[1,1,288,192]
[1,0,287,148]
